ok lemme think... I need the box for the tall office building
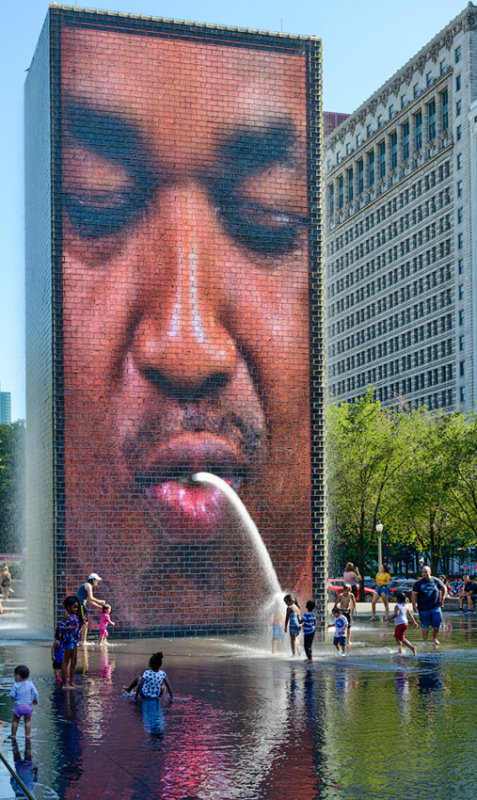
[325,4,477,410]
[0,390,12,424]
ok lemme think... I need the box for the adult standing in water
[77,574,106,644]
[412,565,447,646]
[343,562,361,599]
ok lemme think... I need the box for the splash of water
[192,471,282,597]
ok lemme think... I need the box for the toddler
[99,604,115,644]
[51,625,64,682]
[299,600,317,662]
[9,665,38,739]
[329,607,348,656]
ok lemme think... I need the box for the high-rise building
[0,390,12,424]
[324,4,477,411]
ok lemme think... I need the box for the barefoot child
[329,607,348,656]
[283,594,302,656]
[390,592,418,655]
[9,665,38,739]
[99,604,115,644]
[336,584,357,644]
[58,596,82,689]
[270,599,285,655]
[299,600,317,662]
[51,626,64,682]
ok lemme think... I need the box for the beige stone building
[325,3,477,410]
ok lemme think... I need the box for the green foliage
[0,420,26,553]
[327,391,477,576]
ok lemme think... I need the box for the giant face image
[60,24,312,629]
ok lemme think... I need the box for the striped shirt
[301,611,316,635]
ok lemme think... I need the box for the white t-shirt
[141,669,166,698]
[394,602,408,626]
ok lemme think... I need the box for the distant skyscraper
[0,391,12,424]
[324,4,477,411]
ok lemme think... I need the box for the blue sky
[0,0,468,420]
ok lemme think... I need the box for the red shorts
[394,623,408,642]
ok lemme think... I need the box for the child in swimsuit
[99,604,115,645]
[9,665,38,739]
[284,594,302,656]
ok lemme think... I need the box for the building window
[459,284,464,300]
[455,45,462,63]
[367,123,372,138]
[457,179,463,197]
[426,71,433,87]
[402,121,409,160]
[368,150,375,187]
[459,335,465,351]
[347,167,354,202]
[337,151,342,164]
[457,124,462,140]
[459,309,465,325]
[377,114,383,129]
[456,100,462,116]
[428,100,436,141]
[379,141,386,178]
[346,142,352,154]
[460,361,465,377]
[440,59,447,75]
[460,386,466,403]
[415,111,422,151]
[441,90,448,132]
[329,183,334,216]
[356,133,361,147]
[358,159,364,194]
[457,153,463,170]
[413,83,419,99]
[456,74,461,91]
[458,258,464,274]
[338,175,344,209]
[458,233,464,249]
[389,104,394,120]
[401,94,407,109]
[457,207,464,223]
[391,131,397,169]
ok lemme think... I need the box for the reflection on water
[0,617,476,799]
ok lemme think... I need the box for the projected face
[61,26,312,628]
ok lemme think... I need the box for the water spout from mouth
[192,471,282,597]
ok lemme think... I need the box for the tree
[0,420,26,553]
[327,388,411,585]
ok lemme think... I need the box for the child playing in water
[389,592,418,656]
[9,665,38,739]
[284,594,302,656]
[270,599,285,654]
[58,596,82,689]
[336,584,357,645]
[329,607,348,656]
[299,600,317,662]
[51,626,64,682]
[99,604,115,645]
[124,652,173,701]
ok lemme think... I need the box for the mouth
[134,435,248,543]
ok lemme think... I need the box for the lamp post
[376,522,383,569]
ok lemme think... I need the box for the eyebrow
[219,121,297,176]
[62,100,152,185]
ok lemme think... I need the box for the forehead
[60,27,306,146]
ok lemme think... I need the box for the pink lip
[136,435,246,543]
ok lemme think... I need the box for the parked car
[327,578,374,602]
[387,578,416,600]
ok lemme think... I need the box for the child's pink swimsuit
[99,613,111,636]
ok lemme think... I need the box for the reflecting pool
[0,613,476,799]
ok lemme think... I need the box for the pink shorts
[394,623,408,642]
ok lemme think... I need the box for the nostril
[142,368,230,399]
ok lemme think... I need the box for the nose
[131,185,238,397]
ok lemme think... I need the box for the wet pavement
[0,610,476,799]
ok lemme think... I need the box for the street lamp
[376,522,383,569]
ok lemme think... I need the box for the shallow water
[0,613,476,800]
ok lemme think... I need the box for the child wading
[283,594,302,656]
[51,626,64,682]
[329,607,348,656]
[124,652,174,701]
[299,600,317,662]
[9,665,39,739]
[336,584,357,644]
[99,604,115,644]
[58,596,82,689]
[390,592,418,655]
